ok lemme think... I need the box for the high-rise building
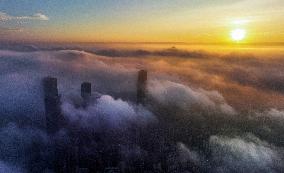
[42,77,64,133]
[81,82,92,99]
[137,70,147,105]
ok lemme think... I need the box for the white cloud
[0,44,283,172]
[0,12,10,21]
[61,95,156,130]
[0,11,49,21]
[209,134,283,173]
[31,13,49,21]
[261,109,284,122]
[148,80,237,115]
[177,142,201,164]
[18,13,49,21]
[252,108,284,126]
[0,27,23,35]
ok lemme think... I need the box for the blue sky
[0,0,207,25]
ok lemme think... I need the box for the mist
[0,43,283,173]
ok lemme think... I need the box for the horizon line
[1,40,284,46]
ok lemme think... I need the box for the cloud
[0,11,49,21]
[265,109,284,121]
[148,80,236,115]
[0,12,10,21]
[30,13,49,21]
[0,46,283,172]
[0,27,24,39]
[223,65,284,94]
[94,47,210,58]
[209,134,284,173]
[61,95,156,130]
[253,108,284,126]
[177,142,201,165]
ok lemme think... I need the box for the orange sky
[1,0,284,44]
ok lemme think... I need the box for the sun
[231,29,246,41]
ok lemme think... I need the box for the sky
[1,0,284,43]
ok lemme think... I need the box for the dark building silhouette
[81,82,92,99]
[137,70,147,105]
[81,82,92,108]
[42,77,64,134]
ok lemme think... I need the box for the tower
[137,70,147,105]
[42,77,64,133]
[81,82,92,108]
[81,82,92,99]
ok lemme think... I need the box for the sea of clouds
[0,43,283,172]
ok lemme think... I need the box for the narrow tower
[137,70,147,105]
[81,82,92,99]
[42,77,63,133]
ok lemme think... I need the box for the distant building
[42,77,64,133]
[137,70,147,105]
[81,82,92,99]
[81,82,92,108]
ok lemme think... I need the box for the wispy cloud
[0,12,49,21]
[0,27,23,35]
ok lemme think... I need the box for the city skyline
[0,1,284,172]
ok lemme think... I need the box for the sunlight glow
[232,19,250,25]
[231,29,246,41]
